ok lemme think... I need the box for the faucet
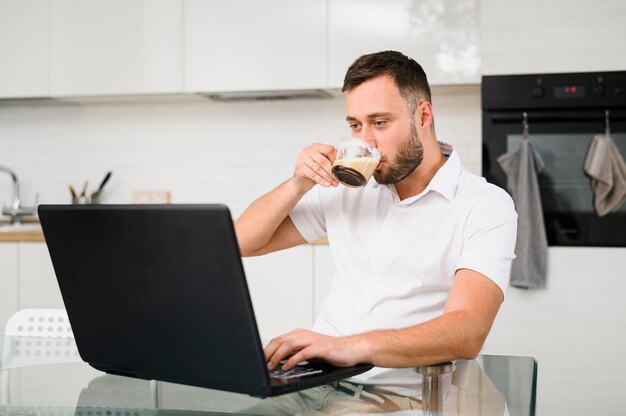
[0,165,38,224]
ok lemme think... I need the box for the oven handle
[486,109,626,123]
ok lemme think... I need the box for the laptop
[38,204,372,398]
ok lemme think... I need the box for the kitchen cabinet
[481,0,626,75]
[328,0,481,88]
[0,243,19,330]
[242,246,314,340]
[313,245,333,319]
[0,0,48,98]
[184,0,327,93]
[18,242,63,309]
[0,242,61,330]
[49,0,183,97]
[483,247,626,416]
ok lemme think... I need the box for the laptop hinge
[90,362,149,380]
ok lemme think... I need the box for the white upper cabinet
[184,0,327,93]
[328,0,481,88]
[481,0,626,75]
[49,0,183,96]
[0,0,48,98]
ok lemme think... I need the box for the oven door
[483,109,626,247]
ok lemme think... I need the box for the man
[235,50,517,413]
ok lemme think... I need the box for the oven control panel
[482,71,626,110]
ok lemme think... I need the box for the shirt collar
[371,142,463,203]
[392,142,461,204]
[425,142,462,202]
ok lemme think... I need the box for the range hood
[0,89,342,105]
[202,89,336,102]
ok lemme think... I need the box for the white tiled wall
[0,86,481,215]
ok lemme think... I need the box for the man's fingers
[263,338,281,364]
[264,329,346,372]
[307,157,337,187]
[316,143,337,160]
[265,335,303,370]
[283,346,316,371]
[295,143,339,188]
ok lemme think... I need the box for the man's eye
[374,120,386,127]
[349,123,361,130]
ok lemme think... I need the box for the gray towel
[583,134,626,217]
[498,139,548,289]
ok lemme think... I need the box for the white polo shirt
[289,146,517,394]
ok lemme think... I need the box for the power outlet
[132,190,171,204]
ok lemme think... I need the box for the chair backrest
[4,308,73,338]
[2,308,80,372]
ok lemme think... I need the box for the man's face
[345,75,423,184]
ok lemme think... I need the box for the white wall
[0,86,481,214]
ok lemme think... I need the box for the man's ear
[416,101,433,129]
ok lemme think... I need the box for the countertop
[0,219,329,245]
[0,219,45,242]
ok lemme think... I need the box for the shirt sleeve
[289,185,328,243]
[456,186,518,295]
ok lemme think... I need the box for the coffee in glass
[332,138,381,187]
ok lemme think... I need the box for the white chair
[1,308,81,404]
[4,308,73,338]
[1,308,159,408]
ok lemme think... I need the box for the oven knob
[532,86,545,98]
[593,84,606,97]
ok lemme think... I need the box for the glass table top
[0,335,536,416]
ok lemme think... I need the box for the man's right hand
[293,143,339,191]
[234,142,338,257]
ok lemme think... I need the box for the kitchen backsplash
[0,86,480,217]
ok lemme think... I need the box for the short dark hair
[342,51,431,114]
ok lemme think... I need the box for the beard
[374,121,423,185]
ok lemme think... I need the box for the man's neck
[393,140,447,201]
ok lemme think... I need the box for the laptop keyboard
[269,362,323,380]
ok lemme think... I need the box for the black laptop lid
[39,204,271,397]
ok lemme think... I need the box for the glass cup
[332,138,381,187]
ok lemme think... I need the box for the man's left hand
[264,328,368,371]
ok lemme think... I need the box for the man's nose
[358,127,376,146]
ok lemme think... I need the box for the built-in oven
[482,71,626,246]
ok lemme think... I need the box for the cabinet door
[49,0,182,96]
[481,0,626,75]
[18,242,64,309]
[0,243,19,328]
[184,0,327,93]
[242,246,314,341]
[313,245,333,319]
[329,0,481,87]
[0,0,48,98]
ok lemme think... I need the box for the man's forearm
[235,142,338,257]
[234,177,309,256]
[268,309,490,372]
[355,310,488,368]
[353,273,502,368]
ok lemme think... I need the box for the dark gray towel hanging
[498,139,548,289]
